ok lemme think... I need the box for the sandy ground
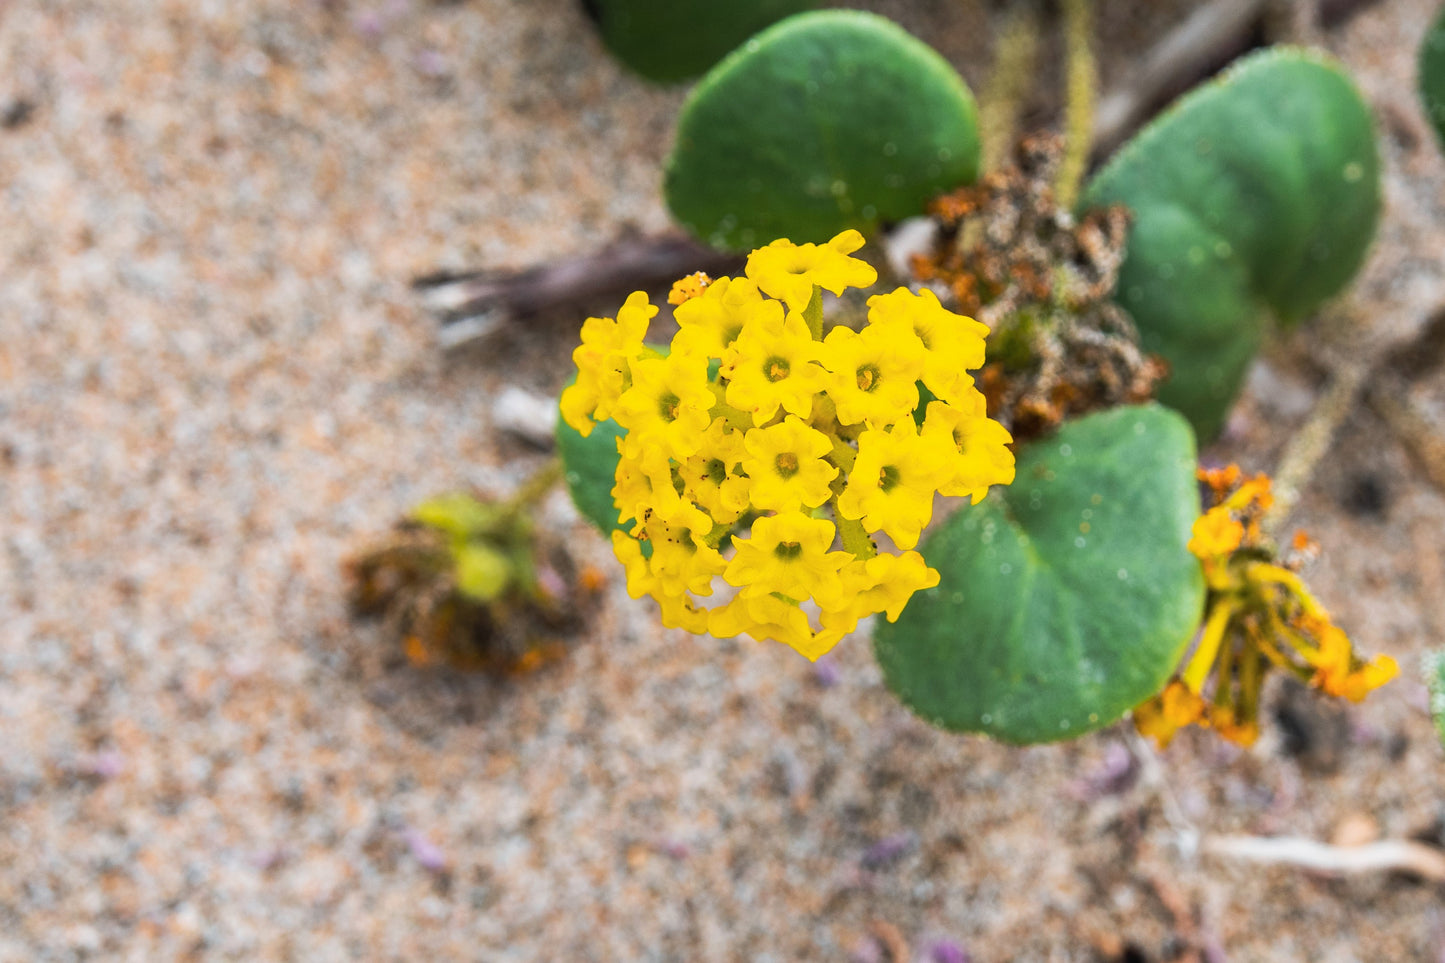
[2,0,1443,960]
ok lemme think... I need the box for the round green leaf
[874,405,1205,745]
[556,414,626,536]
[1083,48,1380,439]
[1421,6,1445,153]
[665,10,980,250]
[592,0,817,84]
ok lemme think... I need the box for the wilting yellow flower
[1135,465,1396,748]
[1133,681,1207,748]
[668,271,713,305]
[744,229,878,311]
[1303,616,1399,702]
[563,234,1010,660]
[1187,506,1245,565]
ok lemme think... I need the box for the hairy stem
[503,457,564,514]
[1055,0,1097,211]
[979,3,1042,174]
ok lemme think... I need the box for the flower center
[878,464,901,492]
[658,391,681,422]
[774,452,799,478]
[773,540,803,560]
[705,458,728,485]
[856,364,880,392]
[765,356,791,382]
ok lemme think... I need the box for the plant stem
[978,3,1042,174]
[504,457,564,514]
[1055,0,1097,211]
[1264,345,1370,537]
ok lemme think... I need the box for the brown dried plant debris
[347,510,604,676]
[913,134,1166,441]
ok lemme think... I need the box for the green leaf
[455,543,513,602]
[1083,47,1380,439]
[592,0,817,84]
[413,493,505,540]
[1425,650,1445,748]
[874,405,1205,744]
[556,413,626,536]
[665,10,980,251]
[1421,6,1445,153]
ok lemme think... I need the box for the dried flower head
[1135,467,1398,747]
[913,134,1165,440]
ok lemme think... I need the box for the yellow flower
[1133,680,1206,748]
[1139,466,1396,746]
[612,447,682,531]
[820,323,924,428]
[1206,704,1259,748]
[611,529,657,599]
[819,551,940,634]
[866,287,988,404]
[1306,618,1399,702]
[613,529,713,634]
[674,276,780,361]
[657,589,712,634]
[668,271,712,305]
[837,418,948,550]
[723,512,850,601]
[568,233,1018,661]
[678,418,751,525]
[639,502,726,598]
[723,309,826,423]
[744,229,878,311]
[559,291,655,435]
[740,416,838,513]
[919,400,1016,503]
[1187,506,1244,562]
[615,349,715,461]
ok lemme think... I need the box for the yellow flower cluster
[1134,466,1398,747]
[561,230,1016,660]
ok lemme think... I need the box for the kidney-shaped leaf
[1083,48,1380,439]
[592,0,817,84]
[874,404,1205,744]
[1422,6,1445,153]
[665,10,980,251]
[556,414,626,536]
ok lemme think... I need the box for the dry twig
[418,232,740,352]
[1202,834,1445,880]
